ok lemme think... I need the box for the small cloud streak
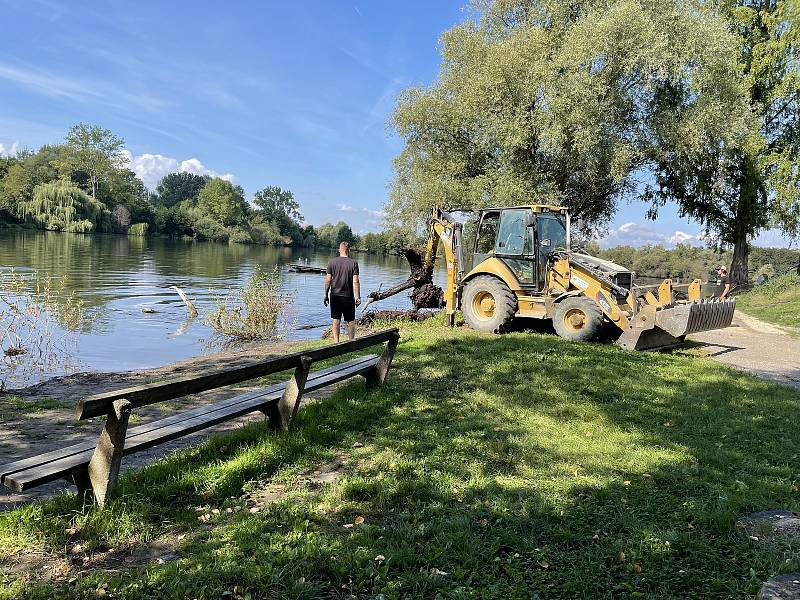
[336,203,355,212]
[121,150,235,190]
[599,221,704,248]
[0,141,20,157]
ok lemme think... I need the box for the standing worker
[324,241,361,343]
[713,265,731,300]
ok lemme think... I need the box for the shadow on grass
[4,326,800,599]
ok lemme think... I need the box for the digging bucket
[616,299,736,351]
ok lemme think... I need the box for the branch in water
[170,285,198,318]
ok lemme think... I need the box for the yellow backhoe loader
[405,205,735,351]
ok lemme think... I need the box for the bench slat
[3,355,379,491]
[75,329,398,419]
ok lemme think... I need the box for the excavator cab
[472,207,568,292]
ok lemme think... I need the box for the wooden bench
[0,329,400,506]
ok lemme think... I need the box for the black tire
[552,296,604,342]
[462,276,517,333]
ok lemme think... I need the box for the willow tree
[390,0,750,233]
[647,0,799,283]
[24,180,111,233]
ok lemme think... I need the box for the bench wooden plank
[76,329,399,419]
[4,355,379,491]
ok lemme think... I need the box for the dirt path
[689,311,800,390]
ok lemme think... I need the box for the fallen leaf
[618,551,626,562]
[430,567,449,576]
[374,554,385,562]
[584,431,593,437]
[211,508,220,515]
[249,507,261,514]
[354,516,365,526]
[352,442,364,448]
[70,544,83,554]
[202,490,213,499]
[65,527,77,536]
[623,481,631,486]
[631,564,642,573]
[592,534,600,541]
[343,523,354,529]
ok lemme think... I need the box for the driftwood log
[362,249,444,312]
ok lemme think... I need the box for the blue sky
[0,0,793,248]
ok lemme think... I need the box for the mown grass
[0,396,62,420]
[1,321,800,599]
[736,273,800,328]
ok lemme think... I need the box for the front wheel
[552,296,604,342]
[462,276,517,333]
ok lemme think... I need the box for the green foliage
[23,181,110,233]
[735,272,800,327]
[361,226,422,254]
[154,172,210,208]
[196,178,248,227]
[207,266,293,340]
[247,216,285,246]
[127,223,149,237]
[648,0,800,283]
[390,0,747,231]
[0,163,32,220]
[315,221,358,248]
[55,123,125,198]
[2,323,799,597]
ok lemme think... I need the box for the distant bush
[128,222,149,236]
[192,215,230,243]
[206,266,293,341]
[24,181,110,233]
[228,227,252,244]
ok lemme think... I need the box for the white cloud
[121,150,235,190]
[0,141,20,157]
[599,221,703,248]
[363,208,386,219]
[336,203,355,212]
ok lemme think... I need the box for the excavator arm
[423,208,464,325]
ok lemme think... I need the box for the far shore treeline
[0,123,419,254]
[0,123,797,283]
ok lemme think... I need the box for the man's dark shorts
[330,295,355,322]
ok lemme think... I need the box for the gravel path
[689,311,800,390]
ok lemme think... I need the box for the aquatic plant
[0,269,89,390]
[206,266,293,341]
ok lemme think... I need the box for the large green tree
[196,178,249,226]
[56,123,125,199]
[155,172,210,207]
[390,0,749,233]
[647,0,799,283]
[252,186,305,242]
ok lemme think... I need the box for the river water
[0,231,438,383]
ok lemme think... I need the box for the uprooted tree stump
[363,249,444,312]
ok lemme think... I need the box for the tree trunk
[730,234,749,286]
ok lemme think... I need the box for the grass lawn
[735,273,800,329]
[1,321,799,599]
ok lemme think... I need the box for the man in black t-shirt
[713,265,731,300]
[324,241,361,342]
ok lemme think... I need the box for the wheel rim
[472,290,496,320]
[562,307,588,332]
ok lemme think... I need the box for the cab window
[495,209,528,255]
[475,212,500,254]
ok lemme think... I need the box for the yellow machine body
[422,206,735,350]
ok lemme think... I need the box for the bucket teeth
[617,298,736,351]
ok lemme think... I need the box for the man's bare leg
[332,319,341,343]
[346,320,356,340]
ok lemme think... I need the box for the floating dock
[288,263,327,274]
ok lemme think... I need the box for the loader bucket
[616,299,736,351]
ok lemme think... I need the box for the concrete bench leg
[366,331,400,388]
[81,399,131,507]
[266,356,312,431]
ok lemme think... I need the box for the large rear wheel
[552,296,604,342]
[462,276,517,333]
